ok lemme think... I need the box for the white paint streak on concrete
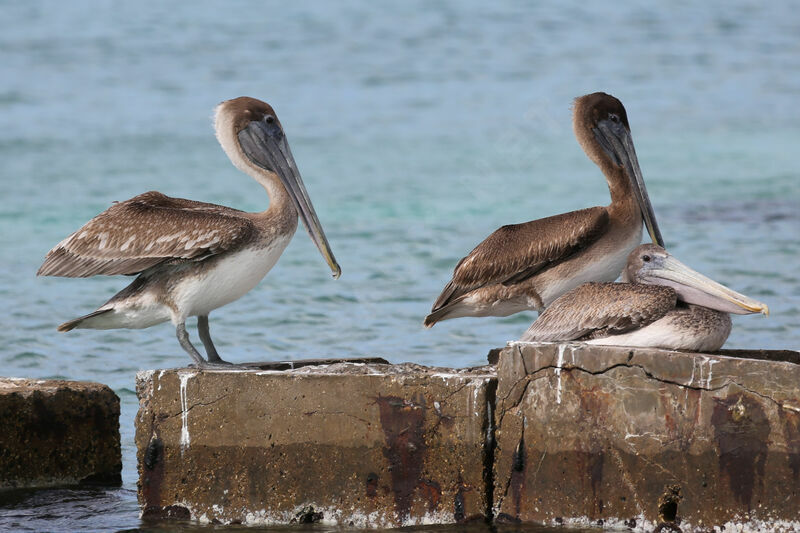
[155,369,167,390]
[704,357,718,388]
[688,357,697,388]
[555,343,566,404]
[178,371,194,453]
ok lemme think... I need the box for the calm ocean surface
[1,1,798,531]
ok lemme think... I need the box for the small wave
[7,351,46,362]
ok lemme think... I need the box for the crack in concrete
[501,358,798,421]
[522,359,731,394]
[425,382,478,442]
[493,345,534,414]
[495,378,532,433]
[439,381,471,404]
[565,361,799,413]
[727,380,800,412]
[516,345,530,375]
[496,419,526,510]
[495,372,553,431]
[165,393,232,418]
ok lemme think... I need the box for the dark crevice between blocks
[483,377,498,523]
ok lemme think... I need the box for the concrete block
[135,360,495,527]
[0,377,121,489]
[493,342,800,531]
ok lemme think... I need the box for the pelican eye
[642,254,651,262]
[609,113,620,123]
[265,115,275,124]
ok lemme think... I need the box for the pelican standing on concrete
[424,92,663,327]
[38,97,341,367]
[520,244,768,351]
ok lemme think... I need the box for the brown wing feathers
[520,282,677,342]
[38,191,256,277]
[430,207,609,312]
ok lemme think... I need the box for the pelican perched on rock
[520,244,768,351]
[424,92,663,328]
[38,97,341,367]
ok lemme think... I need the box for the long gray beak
[595,121,665,247]
[642,253,769,316]
[238,119,341,278]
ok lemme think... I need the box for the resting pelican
[519,244,768,351]
[37,97,341,367]
[424,92,663,327]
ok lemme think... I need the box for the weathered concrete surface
[136,361,495,527]
[0,377,121,489]
[493,342,800,531]
[239,357,390,370]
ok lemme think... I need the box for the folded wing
[520,282,677,342]
[38,191,257,277]
[431,207,610,312]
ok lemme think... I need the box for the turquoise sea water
[1,1,798,531]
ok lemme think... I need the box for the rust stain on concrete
[576,450,605,514]
[376,394,428,520]
[417,478,441,512]
[711,393,769,511]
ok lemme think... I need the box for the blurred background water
[0,1,798,531]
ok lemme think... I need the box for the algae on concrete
[0,377,121,489]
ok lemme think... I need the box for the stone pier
[0,378,121,489]
[135,359,496,526]
[493,343,800,530]
[136,347,800,531]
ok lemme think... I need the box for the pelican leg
[197,315,231,365]
[176,322,207,367]
[176,322,230,369]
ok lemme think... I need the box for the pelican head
[215,97,341,278]
[623,244,769,316]
[573,92,664,247]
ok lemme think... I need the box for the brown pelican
[519,244,768,351]
[424,92,663,328]
[37,97,341,367]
